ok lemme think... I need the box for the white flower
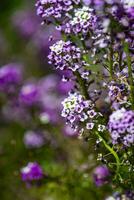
[50,40,64,54]
[98,124,106,132]
[122,0,134,7]
[86,122,94,130]
[71,6,92,25]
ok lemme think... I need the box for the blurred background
[0,1,112,199]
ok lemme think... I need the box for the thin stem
[109,34,114,79]
[125,43,134,109]
[119,51,123,71]
[95,131,120,178]
[75,71,89,99]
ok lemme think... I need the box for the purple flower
[19,83,39,106]
[21,162,44,182]
[0,63,22,94]
[23,131,45,148]
[108,108,134,147]
[93,165,110,187]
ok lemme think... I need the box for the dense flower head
[21,162,43,182]
[36,0,80,23]
[93,165,110,187]
[48,40,89,76]
[108,108,134,147]
[23,131,45,148]
[19,83,39,106]
[63,6,97,37]
[0,63,22,93]
[61,92,97,131]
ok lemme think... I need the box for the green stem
[125,43,134,109]
[119,51,123,71]
[109,34,114,79]
[75,71,89,99]
[95,132,120,178]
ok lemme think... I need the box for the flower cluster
[63,6,97,37]
[108,108,134,147]
[36,0,80,23]
[31,0,134,196]
[61,92,97,131]
[48,40,83,71]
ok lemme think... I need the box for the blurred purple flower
[19,83,39,106]
[38,74,59,93]
[21,162,43,182]
[93,165,110,186]
[38,76,62,110]
[0,63,22,94]
[33,26,61,55]
[57,80,74,95]
[23,131,45,148]
[39,109,60,124]
[83,0,104,6]
[2,100,31,123]
[12,10,40,39]
[63,125,78,137]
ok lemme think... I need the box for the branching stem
[109,33,114,79]
[95,131,121,179]
[125,43,134,109]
